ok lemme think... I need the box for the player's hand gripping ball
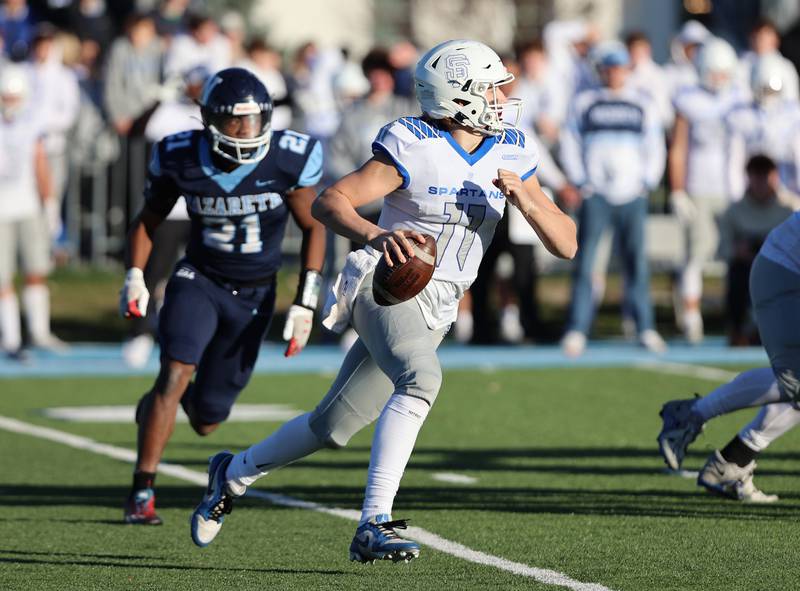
[372,233,436,306]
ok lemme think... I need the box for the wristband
[126,267,145,281]
[295,269,322,310]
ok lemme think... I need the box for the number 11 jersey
[372,117,539,285]
[144,128,322,283]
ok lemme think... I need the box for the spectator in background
[0,0,36,60]
[0,64,65,359]
[626,30,674,129]
[669,38,745,344]
[515,39,566,147]
[739,19,799,101]
[104,12,162,137]
[67,0,114,56]
[543,19,599,101]
[150,0,189,39]
[164,12,231,80]
[664,20,710,98]
[121,65,207,367]
[719,155,795,345]
[327,47,413,231]
[332,48,369,111]
[27,24,80,244]
[288,41,343,142]
[219,10,246,64]
[560,41,666,357]
[238,39,291,130]
[469,52,579,344]
[727,54,800,200]
[387,39,417,98]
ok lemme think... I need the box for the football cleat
[124,488,163,525]
[697,450,778,503]
[657,397,705,471]
[190,451,237,547]
[349,515,420,563]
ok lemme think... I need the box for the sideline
[636,360,739,382]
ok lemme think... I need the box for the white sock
[225,413,323,492]
[360,394,430,524]
[22,284,50,342]
[0,292,21,351]
[681,262,703,301]
[693,367,781,421]
[738,402,800,452]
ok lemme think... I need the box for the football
[372,234,436,306]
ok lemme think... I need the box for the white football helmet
[751,54,786,105]
[695,38,738,93]
[0,64,30,120]
[414,39,521,136]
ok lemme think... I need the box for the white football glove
[119,267,150,318]
[43,198,62,241]
[283,304,314,357]
[670,190,697,224]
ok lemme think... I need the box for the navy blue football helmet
[199,68,273,164]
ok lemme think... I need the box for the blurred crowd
[0,0,799,362]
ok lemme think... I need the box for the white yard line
[0,414,613,591]
[431,472,478,485]
[636,360,739,382]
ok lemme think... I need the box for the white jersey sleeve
[371,117,428,189]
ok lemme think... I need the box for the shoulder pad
[274,129,323,187]
[375,117,442,147]
[497,127,527,148]
[155,130,203,172]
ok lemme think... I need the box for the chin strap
[295,269,322,310]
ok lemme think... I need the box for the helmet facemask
[205,103,272,165]
[455,74,521,136]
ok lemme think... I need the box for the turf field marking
[41,404,301,423]
[637,361,738,382]
[432,472,478,484]
[0,414,614,591]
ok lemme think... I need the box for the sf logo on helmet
[445,54,470,86]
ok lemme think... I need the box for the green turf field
[1,367,798,590]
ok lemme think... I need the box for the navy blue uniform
[146,129,322,423]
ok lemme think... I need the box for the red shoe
[124,488,163,525]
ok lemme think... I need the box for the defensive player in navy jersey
[119,68,326,525]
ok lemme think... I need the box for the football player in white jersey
[726,54,800,199]
[0,63,64,359]
[658,211,800,502]
[189,39,577,562]
[668,38,746,343]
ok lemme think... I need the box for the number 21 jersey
[144,128,322,283]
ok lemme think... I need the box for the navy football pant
[157,261,276,424]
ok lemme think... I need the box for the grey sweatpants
[309,273,448,447]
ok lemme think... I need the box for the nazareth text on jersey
[144,129,322,283]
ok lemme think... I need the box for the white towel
[321,248,380,333]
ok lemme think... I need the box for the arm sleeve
[640,97,666,190]
[726,117,746,200]
[142,144,180,217]
[517,131,540,181]
[371,120,413,189]
[530,134,565,189]
[296,139,324,187]
[559,96,587,187]
[103,42,130,122]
